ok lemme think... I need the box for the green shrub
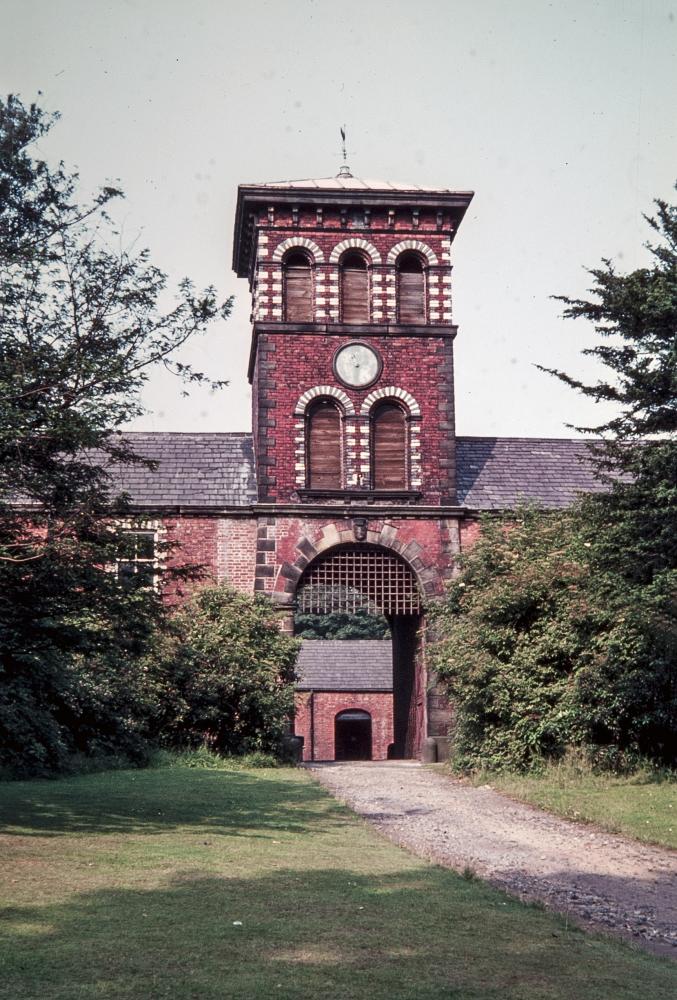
[429,507,677,773]
[146,585,299,758]
[151,747,283,770]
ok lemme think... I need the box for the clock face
[334,342,381,388]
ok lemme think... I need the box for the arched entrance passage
[296,544,423,759]
[335,710,372,760]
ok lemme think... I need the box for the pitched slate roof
[296,640,393,691]
[100,432,257,508]
[87,431,605,511]
[456,436,604,510]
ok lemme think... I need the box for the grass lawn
[478,769,677,850]
[0,764,675,1000]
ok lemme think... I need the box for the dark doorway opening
[335,710,372,761]
[389,614,422,759]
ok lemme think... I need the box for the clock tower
[232,168,473,760]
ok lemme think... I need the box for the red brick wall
[252,209,455,327]
[219,518,258,593]
[158,515,258,601]
[155,512,472,605]
[459,517,482,550]
[294,691,394,761]
[248,203,458,505]
[253,331,455,503]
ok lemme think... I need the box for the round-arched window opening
[396,252,426,324]
[340,251,370,323]
[335,709,372,761]
[283,250,313,322]
[372,401,407,491]
[341,252,368,271]
[306,398,342,490]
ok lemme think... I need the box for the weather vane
[338,126,352,178]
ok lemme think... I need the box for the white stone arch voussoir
[329,238,382,265]
[387,239,438,266]
[360,386,421,417]
[272,237,325,263]
[294,385,356,416]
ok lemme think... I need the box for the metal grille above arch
[297,545,421,616]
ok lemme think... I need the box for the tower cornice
[233,182,474,277]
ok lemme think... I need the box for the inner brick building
[112,169,602,762]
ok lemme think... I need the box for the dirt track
[307,761,677,960]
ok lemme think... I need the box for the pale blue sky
[2,0,675,437]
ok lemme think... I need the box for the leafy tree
[294,608,390,640]
[430,507,675,771]
[147,586,299,755]
[0,94,230,774]
[541,193,677,584]
[432,192,677,772]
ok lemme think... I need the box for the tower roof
[232,175,474,276]
[248,175,470,195]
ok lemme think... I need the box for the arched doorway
[295,544,423,759]
[335,710,372,760]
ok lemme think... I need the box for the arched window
[372,402,407,490]
[307,399,342,489]
[397,252,426,324]
[284,251,313,322]
[340,252,370,323]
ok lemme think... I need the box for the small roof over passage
[296,639,393,692]
[297,546,421,616]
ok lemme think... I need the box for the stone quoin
[108,171,606,762]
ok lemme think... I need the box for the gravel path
[306,761,677,959]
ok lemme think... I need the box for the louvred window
[307,400,342,489]
[340,252,370,323]
[397,253,426,324]
[372,402,407,490]
[284,251,313,322]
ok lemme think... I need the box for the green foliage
[432,191,677,774]
[0,95,229,774]
[2,767,675,999]
[482,756,677,849]
[146,585,299,757]
[294,608,390,639]
[431,506,677,773]
[431,509,588,771]
[151,747,283,770]
[541,191,677,589]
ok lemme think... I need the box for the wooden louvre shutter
[340,254,369,323]
[284,255,313,322]
[397,257,426,324]
[308,401,341,489]
[373,403,407,490]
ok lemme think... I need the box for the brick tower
[232,167,474,760]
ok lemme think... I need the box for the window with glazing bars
[115,530,156,588]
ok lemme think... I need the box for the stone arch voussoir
[285,521,443,601]
[294,385,355,416]
[329,238,382,265]
[272,237,325,263]
[360,386,421,417]
[387,239,438,266]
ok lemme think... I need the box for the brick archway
[274,520,443,604]
[288,530,433,762]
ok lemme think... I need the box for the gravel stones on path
[306,761,677,960]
